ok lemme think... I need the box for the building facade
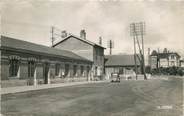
[105,55,141,80]
[53,30,105,80]
[0,36,92,88]
[150,50,181,69]
[180,59,184,68]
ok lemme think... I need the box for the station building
[0,36,93,88]
[52,30,106,80]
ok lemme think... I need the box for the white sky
[1,0,184,60]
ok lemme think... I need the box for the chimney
[157,48,160,53]
[163,48,167,53]
[61,30,67,38]
[99,36,102,45]
[80,29,86,39]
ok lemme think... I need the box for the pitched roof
[151,52,180,59]
[105,54,141,67]
[52,34,106,49]
[0,36,92,62]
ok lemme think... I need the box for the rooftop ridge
[1,35,92,62]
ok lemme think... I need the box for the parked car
[111,73,120,83]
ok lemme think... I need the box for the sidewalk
[1,81,108,95]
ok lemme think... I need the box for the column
[33,67,37,86]
[88,67,92,81]
[61,62,65,78]
[47,68,50,84]
[77,65,80,78]
[59,67,62,77]
[75,65,78,77]
[84,66,87,79]
[91,66,94,81]
[70,64,73,78]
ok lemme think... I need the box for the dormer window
[171,55,175,59]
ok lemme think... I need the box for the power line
[2,20,65,47]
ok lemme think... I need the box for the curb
[1,81,108,95]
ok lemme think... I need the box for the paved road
[1,77,183,116]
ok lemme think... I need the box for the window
[87,66,90,76]
[55,64,60,76]
[95,66,97,76]
[171,55,175,59]
[119,67,124,74]
[95,48,98,60]
[73,65,77,76]
[171,61,175,66]
[64,64,69,76]
[28,61,35,77]
[80,66,84,76]
[9,59,19,77]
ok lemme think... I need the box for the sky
[1,0,184,60]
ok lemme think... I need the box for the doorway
[43,63,49,84]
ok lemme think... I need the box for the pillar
[47,68,50,84]
[88,70,92,81]
[59,67,62,77]
[33,67,37,86]
[77,65,80,78]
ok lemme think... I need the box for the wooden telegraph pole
[107,40,114,55]
[133,24,138,79]
[99,37,102,45]
[130,22,147,80]
[51,26,55,47]
[140,22,147,79]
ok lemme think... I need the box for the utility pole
[148,48,150,65]
[140,22,147,80]
[130,22,147,80]
[50,26,68,47]
[107,40,114,55]
[110,40,112,55]
[133,25,138,79]
[51,26,55,47]
[99,36,102,45]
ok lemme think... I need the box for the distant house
[180,59,184,68]
[53,30,106,80]
[150,49,181,69]
[105,54,141,80]
[0,36,92,88]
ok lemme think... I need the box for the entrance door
[43,63,49,84]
